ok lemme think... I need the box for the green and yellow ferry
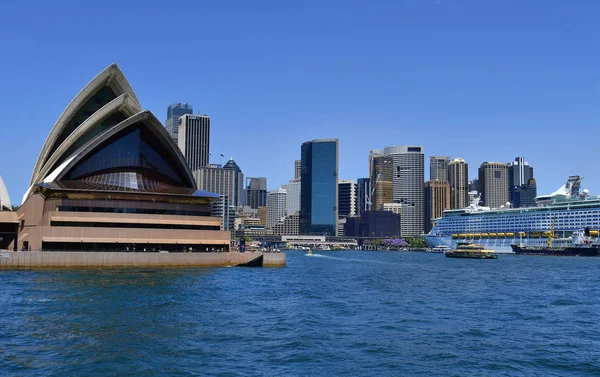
[445,242,498,259]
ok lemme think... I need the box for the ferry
[444,243,497,259]
[430,245,451,254]
[423,176,600,254]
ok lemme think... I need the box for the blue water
[2,252,600,376]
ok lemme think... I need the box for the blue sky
[1,0,599,203]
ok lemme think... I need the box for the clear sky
[1,0,599,204]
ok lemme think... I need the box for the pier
[0,251,285,269]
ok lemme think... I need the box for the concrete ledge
[0,251,286,269]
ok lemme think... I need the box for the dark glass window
[57,206,210,217]
[49,111,128,173]
[63,125,193,188]
[47,87,117,164]
[300,141,337,235]
[50,221,219,231]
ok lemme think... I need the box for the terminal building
[17,64,229,252]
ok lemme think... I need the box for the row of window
[50,221,220,231]
[57,206,210,217]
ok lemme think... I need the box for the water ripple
[2,252,600,376]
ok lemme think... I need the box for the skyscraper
[384,145,425,237]
[338,180,357,218]
[165,103,192,144]
[294,160,301,180]
[267,188,287,228]
[370,156,393,211]
[478,162,510,209]
[430,156,450,181]
[508,157,535,207]
[300,139,338,235]
[448,158,469,209]
[178,114,210,171]
[369,150,383,179]
[424,180,450,233]
[194,158,244,209]
[512,178,537,208]
[469,179,479,193]
[223,158,244,210]
[282,179,301,215]
[356,177,371,214]
[509,157,534,188]
[245,177,267,209]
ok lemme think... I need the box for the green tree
[406,237,427,248]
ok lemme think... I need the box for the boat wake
[304,253,396,265]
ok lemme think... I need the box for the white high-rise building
[178,114,210,171]
[383,145,425,237]
[267,188,287,229]
[283,179,301,215]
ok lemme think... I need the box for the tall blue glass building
[300,139,339,235]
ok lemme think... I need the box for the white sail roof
[0,176,11,210]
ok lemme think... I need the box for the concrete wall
[0,251,285,269]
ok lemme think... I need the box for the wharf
[0,251,285,269]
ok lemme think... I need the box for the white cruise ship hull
[422,235,558,254]
[423,177,600,254]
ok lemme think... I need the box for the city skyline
[2,1,600,202]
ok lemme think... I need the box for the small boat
[431,245,450,254]
[445,242,497,259]
[307,249,312,256]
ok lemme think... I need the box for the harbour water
[2,251,600,376]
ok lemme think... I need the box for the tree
[405,237,427,248]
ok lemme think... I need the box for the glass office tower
[300,139,338,235]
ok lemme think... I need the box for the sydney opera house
[15,64,229,251]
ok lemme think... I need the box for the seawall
[0,251,286,269]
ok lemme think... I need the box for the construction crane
[548,216,557,247]
[365,172,382,211]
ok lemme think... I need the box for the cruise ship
[423,176,600,253]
